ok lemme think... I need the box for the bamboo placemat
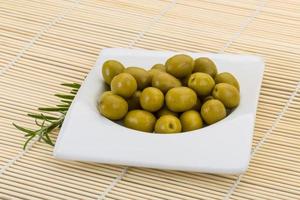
[0,0,299,199]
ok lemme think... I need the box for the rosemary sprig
[13,83,80,150]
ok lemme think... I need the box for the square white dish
[53,48,264,174]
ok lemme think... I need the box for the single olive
[148,69,163,82]
[124,67,151,90]
[165,54,194,78]
[98,93,128,120]
[152,72,182,93]
[201,99,226,125]
[188,72,215,96]
[111,73,137,98]
[166,87,197,112]
[192,98,202,110]
[124,110,156,132]
[155,115,182,133]
[180,110,203,132]
[97,91,113,104]
[152,64,166,71]
[215,72,240,91]
[156,106,178,118]
[140,87,164,112]
[193,57,217,78]
[102,60,124,85]
[212,83,240,108]
[127,90,142,110]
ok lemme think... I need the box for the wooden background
[0,0,299,199]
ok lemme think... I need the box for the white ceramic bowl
[54,48,264,174]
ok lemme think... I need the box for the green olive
[97,91,113,104]
[155,115,182,133]
[152,72,182,93]
[201,99,226,125]
[180,110,203,132]
[166,54,194,78]
[124,67,151,90]
[193,57,217,78]
[188,72,215,96]
[127,91,142,110]
[166,87,197,112]
[156,106,178,118]
[98,93,128,120]
[111,73,137,98]
[192,98,202,110]
[152,64,166,71]
[102,60,124,85]
[140,87,164,112]
[148,69,163,82]
[124,110,156,132]
[212,83,240,108]
[215,72,240,91]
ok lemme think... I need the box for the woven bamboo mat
[0,0,299,199]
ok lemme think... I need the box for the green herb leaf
[60,100,72,104]
[13,123,36,134]
[28,113,59,120]
[56,104,70,108]
[44,133,54,146]
[25,133,34,137]
[61,83,81,89]
[70,90,78,94]
[13,82,80,149]
[23,134,36,150]
[54,94,75,100]
[38,107,69,112]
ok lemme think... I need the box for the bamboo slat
[0,0,299,199]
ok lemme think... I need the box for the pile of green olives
[98,55,240,134]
